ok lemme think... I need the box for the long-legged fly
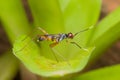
[16,26,93,65]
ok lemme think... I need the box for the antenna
[74,25,94,37]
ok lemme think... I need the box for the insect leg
[49,42,59,62]
[49,42,71,66]
[15,27,48,53]
[15,35,37,53]
[70,42,88,52]
[21,27,48,42]
[37,27,48,35]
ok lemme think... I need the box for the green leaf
[13,35,94,77]
[0,52,18,80]
[28,0,101,46]
[0,0,31,43]
[12,0,101,77]
[72,64,120,80]
[89,7,120,62]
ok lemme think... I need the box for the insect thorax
[58,34,67,42]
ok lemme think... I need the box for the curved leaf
[13,0,101,77]
[72,64,120,80]
[89,7,120,63]
[13,35,94,77]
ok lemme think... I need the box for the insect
[17,26,93,65]
[36,27,91,49]
[35,26,93,62]
[37,26,94,48]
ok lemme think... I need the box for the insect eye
[68,33,73,38]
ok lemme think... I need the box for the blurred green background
[0,0,120,80]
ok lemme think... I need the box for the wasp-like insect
[35,26,93,63]
[17,26,93,65]
[37,27,91,49]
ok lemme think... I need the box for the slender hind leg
[49,42,59,62]
[15,27,48,53]
[15,36,38,53]
[70,42,88,52]
[49,42,71,66]
[22,27,48,41]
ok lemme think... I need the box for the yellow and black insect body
[37,32,74,47]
